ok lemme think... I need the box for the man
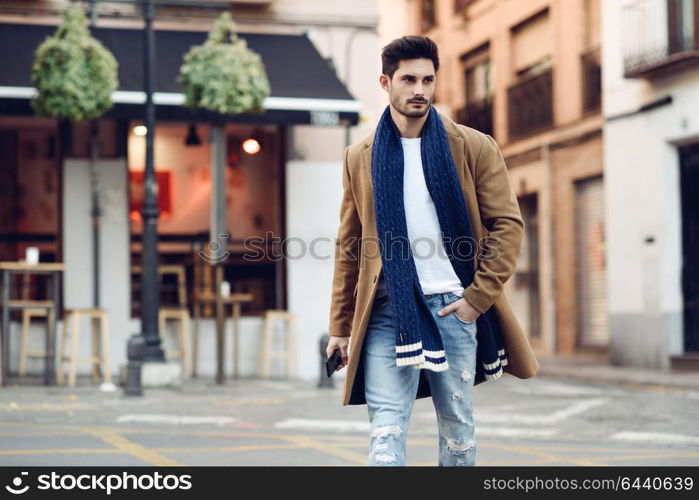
[327,35,537,466]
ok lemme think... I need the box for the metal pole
[89,120,101,308]
[140,0,165,361]
[215,265,225,384]
[210,124,228,383]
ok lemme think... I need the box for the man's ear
[379,74,389,92]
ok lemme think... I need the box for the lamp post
[140,0,165,362]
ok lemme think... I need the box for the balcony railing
[582,47,602,113]
[623,0,699,78]
[456,98,494,137]
[507,69,553,139]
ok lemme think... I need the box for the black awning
[0,23,360,125]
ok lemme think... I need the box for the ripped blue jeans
[362,291,478,466]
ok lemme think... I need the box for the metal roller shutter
[574,175,609,347]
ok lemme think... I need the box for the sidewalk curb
[536,362,699,392]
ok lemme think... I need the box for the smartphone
[325,348,343,377]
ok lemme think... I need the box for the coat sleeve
[328,146,362,337]
[462,134,524,314]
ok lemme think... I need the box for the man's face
[381,58,436,119]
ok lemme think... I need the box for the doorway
[680,142,699,352]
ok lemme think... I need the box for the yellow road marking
[0,422,362,441]
[156,444,302,453]
[0,444,300,456]
[281,435,367,465]
[83,428,184,467]
[0,449,121,455]
[598,452,699,460]
[617,382,699,396]
[0,431,85,437]
[2,422,698,465]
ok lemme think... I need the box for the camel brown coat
[329,112,539,406]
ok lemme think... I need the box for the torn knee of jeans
[460,369,471,382]
[445,437,475,455]
[375,442,389,451]
[375,453,397,464]
[451,391,462,401]
[371,424,403,440]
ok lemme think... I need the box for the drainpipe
[543,142,557,355]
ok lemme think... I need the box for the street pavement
[0,363,698,467]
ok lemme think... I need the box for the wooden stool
[192,292,253,379]
[228,293,253,379]
[57,308,112,387]
[258,310,298,379]
[18,308,55,376]
[158,265,192,376]
[159,307,192,376]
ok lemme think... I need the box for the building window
[508,9,554,138]
[581,47,602,113]
[0,123,61,264]
[581,0,602,114]
[421,0,437,32]
[456,43,494,136]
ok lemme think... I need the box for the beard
[391,95,431,118]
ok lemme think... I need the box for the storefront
[0,22,360,379]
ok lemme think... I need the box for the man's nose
[414,84,425,98]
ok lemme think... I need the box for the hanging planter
[31,4,118,121]
[179,12,270,115]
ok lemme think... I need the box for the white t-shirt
[375,137,465,298]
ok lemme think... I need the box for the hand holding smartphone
[325,348,343,377]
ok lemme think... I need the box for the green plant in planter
[179,12,270,115]
[31,3,118,121]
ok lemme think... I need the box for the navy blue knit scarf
[371,105,508,382]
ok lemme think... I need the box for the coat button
[373,275,377,282]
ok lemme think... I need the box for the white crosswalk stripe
[611,431,699,446]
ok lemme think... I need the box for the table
[0,262,64,386]
[193,292,254,380]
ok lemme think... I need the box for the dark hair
[381,35,440,79]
